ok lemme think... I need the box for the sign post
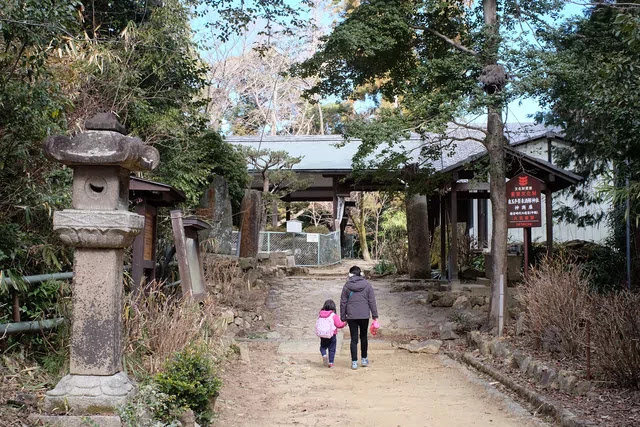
[507,173,543,279]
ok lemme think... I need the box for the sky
[502,2,586,125]
[192,1,587,129]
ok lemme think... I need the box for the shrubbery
[154,345,222,425]
[518,256,590,356]
[590,291,640,389]
[373,259,396,275]
[119,383,181,427]
[120,345,222,426]
[378,211,408,274]
[519,256,640,389]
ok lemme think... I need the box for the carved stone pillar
[43,113,159,412]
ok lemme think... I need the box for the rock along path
[215,270,549,427]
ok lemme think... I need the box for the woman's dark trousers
[348,319,369,362]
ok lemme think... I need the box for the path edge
[458,352,595,427]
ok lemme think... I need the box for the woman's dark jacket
[340,275,378,321]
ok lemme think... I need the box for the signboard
[306,233,320,243]
[286,220,302,233]
[507,173,542,228]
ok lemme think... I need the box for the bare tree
[203,1,338,135]
[302,202,333,227]
[243,146,313,228]
[364,192,390,259]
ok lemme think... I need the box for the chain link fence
[231,231,341,266]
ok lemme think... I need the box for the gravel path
[215,272,549,427]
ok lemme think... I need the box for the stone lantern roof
[43,112,159,171]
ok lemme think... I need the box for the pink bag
[370,319,380,336]
[315,313,336,338]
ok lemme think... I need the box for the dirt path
[215,272,549,427]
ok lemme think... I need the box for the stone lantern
[43,113,159,412]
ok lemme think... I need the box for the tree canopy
[294,0,569,326]
[1,0,308,278]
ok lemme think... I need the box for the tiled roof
[226,123,560,172]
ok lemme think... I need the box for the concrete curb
[460,353,595,427]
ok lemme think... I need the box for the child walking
[315,299,346,368]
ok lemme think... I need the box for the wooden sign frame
[507,173,543,229]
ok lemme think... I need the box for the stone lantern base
[44,372,136,413]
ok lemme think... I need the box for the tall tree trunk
[487,111,507,330]
[482,0,508,331]
[352,193,371,261]
[261,176,270,230]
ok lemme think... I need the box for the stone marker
[43,112,159,413]
[239,189,262,258]
[406,193,431,279]
[197,175,234,254]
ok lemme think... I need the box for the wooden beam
[455,182,490,192]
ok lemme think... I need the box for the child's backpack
[315,313,336,338]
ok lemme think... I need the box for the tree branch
[446,135,486,144]
[451,118,489,135]
[411,25,479,57]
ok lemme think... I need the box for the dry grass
[519,256,640,389]
[517,255,590,357]
[590,291,640,389]
[124,256,269,377]
[202,256,265,312]
[123,282,223,377]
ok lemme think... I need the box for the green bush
[373,260,396,275]
[154,345,222,425]
[303,225,330,234]
[119,383,181,426]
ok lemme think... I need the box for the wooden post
[545,188,553,256]
[478,198,488,248]
[131,203,158,295]
[131,202,147,294]
[332,177,338,231]
[450,180,459,282]
[286,202,291,221]
[440,196,447,274]
[271,199,278,228]
[523,227,531,278]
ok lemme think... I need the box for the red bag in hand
[370,319,380,336]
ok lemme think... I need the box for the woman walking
[340,265,378,370]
